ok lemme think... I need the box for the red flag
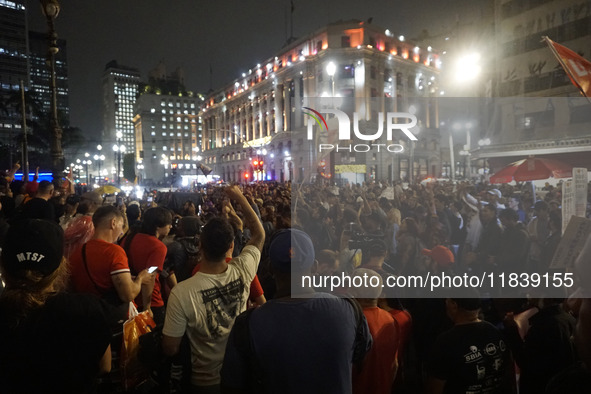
[544,36,591,97]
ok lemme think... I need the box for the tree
[123,153,136,183]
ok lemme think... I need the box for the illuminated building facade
[102,60,140,174]
[200,20,442,184]
[28,31,69,125]
[472,0,591,172]
[0,0,28,151]
[133,93,201,185]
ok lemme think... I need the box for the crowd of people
[0,166,590,393]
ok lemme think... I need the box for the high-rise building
[199,20,442,183]
[472,0,591,172]
[133,63,202,185]
[0,0,28,152]
[102,60,140,175]
[28,31,69,126]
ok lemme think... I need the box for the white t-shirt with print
[163,245,260,386]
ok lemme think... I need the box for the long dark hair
[0,259,69,329]
[122,207,172,255]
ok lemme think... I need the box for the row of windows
[502,16,590,57]
[157,108,196,115]
[501,0,555,19]
[151,131,191,137]
[160,100,195,109]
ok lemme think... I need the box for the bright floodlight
[326,61,337,77]
[455,53,481,82]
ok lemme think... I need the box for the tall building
[133,62,202,185]
[102,60,140,175]
[0,0,28,151]
[28,31,69,126]
[472,0,591,171]
[199,20,442,184]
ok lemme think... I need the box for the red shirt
[192,257,264,302]
[69,239,130,296]
[123,233,168,308]
[352,307,400,394]
[389,309,412,361]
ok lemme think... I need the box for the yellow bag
[120,303,156,390]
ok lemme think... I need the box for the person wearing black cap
[0,219,112,394]
[426,290,515,394]
[221,228,372,394]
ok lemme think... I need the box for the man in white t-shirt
[162,186,265,393]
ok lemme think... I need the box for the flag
[544,36,591,97]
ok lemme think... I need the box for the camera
[348,231,385,250]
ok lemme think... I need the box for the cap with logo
[1,219,64,277]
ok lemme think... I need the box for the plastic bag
[120,302,156,391]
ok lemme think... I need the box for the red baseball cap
[422,245,454,268]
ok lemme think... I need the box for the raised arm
[225,186,265,252]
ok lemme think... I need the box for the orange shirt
[389,309,412,360]
[353,307,400,394]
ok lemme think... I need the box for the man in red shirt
[351,268,400,394]
[69,205,153,323]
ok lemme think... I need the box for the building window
[341,36,351,48]
[384,68,392,82]
[370,66,376,79]
[340,64,355,79]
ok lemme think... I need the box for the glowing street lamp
[454,53,481,82]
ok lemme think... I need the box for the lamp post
[112,132,125,186]
[453,122,473,179]
[325,61,337,183]
[136,162,144,185]
[40,0,63,181]
[82,159,92,184]
[326,61,336,97]
[93,152,105,186]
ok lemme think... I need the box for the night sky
[26,0,489,139]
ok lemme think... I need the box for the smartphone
[148,266,158,274]
[147,196,153,202]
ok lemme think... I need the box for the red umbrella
[490,156,573,183]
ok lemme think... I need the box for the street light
[112,132,125,185]
[454,53,481,83]
[93,153,105,184]
[326,61,336,97]
[454,121,473,179]
[82,159,92,184]
[40,0,63,181]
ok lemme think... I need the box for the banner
[562,180,575,236]
[573,168,588,219]
[335,164,366,174]
[550,216,591,270]
[544,36,591,97]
